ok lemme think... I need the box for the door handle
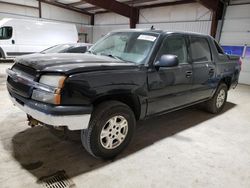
[12,39,15,44]
[209,68,215,75]
[186,71,192,78]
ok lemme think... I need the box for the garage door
[220,2,250,85]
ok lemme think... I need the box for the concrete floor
[0,63,250,188]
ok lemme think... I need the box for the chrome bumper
[9,94,91,131]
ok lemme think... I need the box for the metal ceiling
[44,0,193,14]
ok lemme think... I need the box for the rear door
[147,34,193,115]
[189,35,215,101]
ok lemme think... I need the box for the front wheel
[81,101,136,159]
[206,83,228,114]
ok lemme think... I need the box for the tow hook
[27,115,38,128]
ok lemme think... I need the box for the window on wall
[0,27,12,40]
[190,37,212,62]
[221,46,244,56]
[245,47,250,58]
[156,35,188,64]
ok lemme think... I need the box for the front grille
[7,63,38,98]
[12,63,37,79]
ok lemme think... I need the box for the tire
[81,100,136,159]
[206,83,228,114]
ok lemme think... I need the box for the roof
[108,29,210,37]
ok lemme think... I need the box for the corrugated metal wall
[92,3,212,42]
[136,21,211,35]
[92,24,129,42]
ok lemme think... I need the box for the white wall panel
[0,0,38,7]
[220,32,250,45]
[0,3,39,17]
[222,19,250,32]
[225,4,250,19]
[95,13,129,25]
[93,25,129,42]
[230,0,250,4]
[139,3,211,23]
[41,3,89,24]
[93,3,212,43]
[137,21,212,35]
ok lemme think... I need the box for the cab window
[190,36,212,62]
[213,40,224,54]
[0,27,13,40]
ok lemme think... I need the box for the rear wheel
[81,100,136,159]
[206,83,228,114]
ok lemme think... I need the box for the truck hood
[15,53,137,74]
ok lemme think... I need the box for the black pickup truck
[7,30,241,159]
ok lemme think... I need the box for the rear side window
[190,36,211,62]
[0,27,12,40]
[213,40,224,54]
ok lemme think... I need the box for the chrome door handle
[186,71,192,78]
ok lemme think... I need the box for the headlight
[39,75,66,88]
[31,75,66,104]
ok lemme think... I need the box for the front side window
[0,26,13,40]
[90,32,158,64]
[156,35,188,64]
[190,36,212,62]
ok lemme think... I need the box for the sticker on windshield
[137,35,156,42]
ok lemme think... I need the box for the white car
[0,18,78,59]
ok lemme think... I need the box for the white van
[0,18,78,59]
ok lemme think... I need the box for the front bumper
[7,68,92,130]
[9,94,92,130]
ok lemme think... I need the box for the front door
[147,34,193,116]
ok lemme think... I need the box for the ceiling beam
[38,0,42,18]
[83,0,159,12]
[126,0,158,6]
[83,0,135,18]
[196,0,219,11]
[68,0,86,7]
[38,0,93,16]
[94,0,196,13]
[84,0,139,28]
[210,0,224,37]
[137,0,195,9]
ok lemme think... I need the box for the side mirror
[155,54,179,67]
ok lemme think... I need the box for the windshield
[90,32,158,64]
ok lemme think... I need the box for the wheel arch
[0,47,5,59]
[92,93,141,120]
[220,76,232,90]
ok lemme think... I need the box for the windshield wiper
[87,50,96,55]
[100,53,123,61]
